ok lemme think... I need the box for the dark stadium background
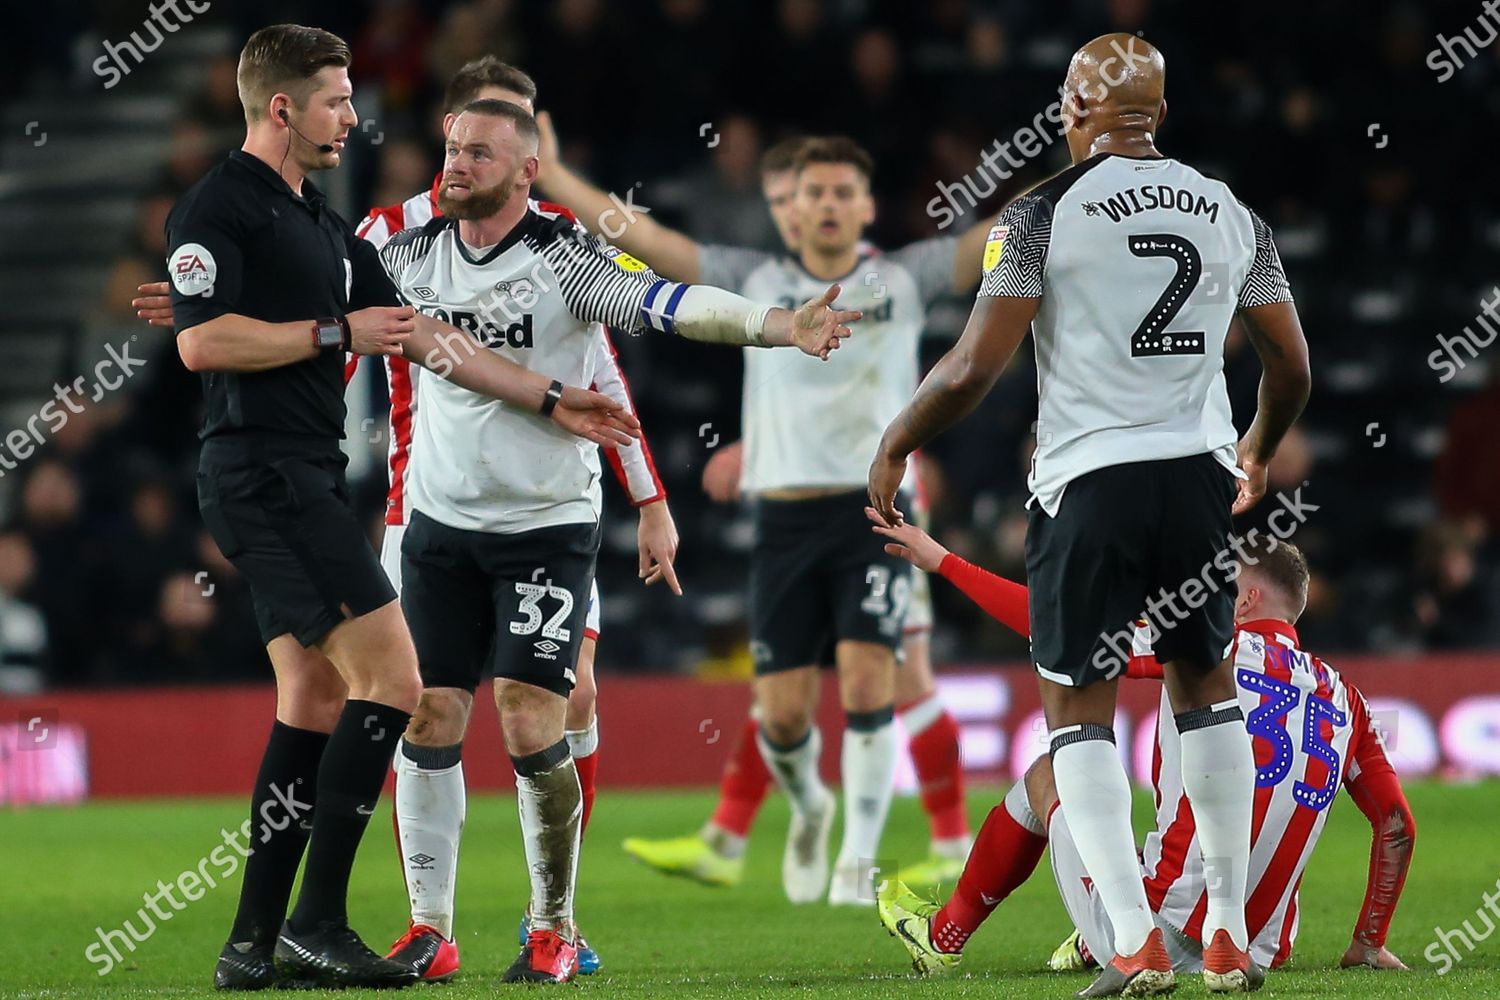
[0,0,1496,692]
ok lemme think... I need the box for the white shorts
[1048,807,1201,972]
[382,521,602,640]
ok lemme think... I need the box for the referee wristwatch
[312,316,351,352]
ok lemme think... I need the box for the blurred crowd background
[0,0,1497,691]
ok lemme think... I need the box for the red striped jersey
[1139,619,1388,968]
[349,178,664,525]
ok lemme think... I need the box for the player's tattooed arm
[1233,302,1311,514]
[868,294,1038,524]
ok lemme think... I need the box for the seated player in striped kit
[866,515,1417,981]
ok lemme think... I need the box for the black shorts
[749,490,911,675]
[400,510,599,696]
[196,443,395,647]
[1026,453,1237,688]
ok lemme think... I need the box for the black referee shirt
[165,150,400,448]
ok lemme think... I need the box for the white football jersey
[979,153,1293,516]
[379,207,683,534]
[705,240,954,493]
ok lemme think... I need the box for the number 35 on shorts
[861,565,911,638]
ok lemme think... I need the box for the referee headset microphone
[278,107,335,153]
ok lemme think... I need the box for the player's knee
[759,709,812,748]
[407,687,472,745]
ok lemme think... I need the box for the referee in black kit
[163,25,638,990]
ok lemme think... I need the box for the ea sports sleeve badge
[982,223,1009,274]
[169,243,217,297]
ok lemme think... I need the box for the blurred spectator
[1413,521,1500,648]
[655,114,777,249]
[100,191,175,320]
[11,461,98,685]
[0,532,47,692]
[1435,369,1500,538]
[354,0,434,113]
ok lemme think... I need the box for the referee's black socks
[228,721,329,947]
[288,700,411,932]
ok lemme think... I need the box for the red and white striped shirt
[349,177,665,525]
[1139,620,1393,968]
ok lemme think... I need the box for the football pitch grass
[4,781,1498,998]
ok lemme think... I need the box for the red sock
[903,701,970,841]
[708,717,772,837]
[575,749,598,836]
[931,804,1047,952]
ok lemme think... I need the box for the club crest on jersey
[982,224,1008,273]
[601,245,648,272]
[493,278,537,307]
[169,243,216,297]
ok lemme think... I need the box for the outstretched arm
[404,314,640,448]
[535,110,704,282]
[1339,688,1415,970]
[868,293,1036,524]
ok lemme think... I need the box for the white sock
[394,739,466,939]
[1003,776,1046,837]
[1050,726,1156,956]
[564,717,598,759]
[897,693,945,736]
[1177,700,1254,950]
[515,741,581,932]
[701,823,749,860]
[756,725,829,817]
[836,709,899,867]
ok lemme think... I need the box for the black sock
[288,700,409,932]
[228,721,329,947]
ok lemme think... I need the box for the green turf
[3,781,1497,997]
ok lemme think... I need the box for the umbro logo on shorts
[534,639,560,658]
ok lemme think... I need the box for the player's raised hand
[133,281,176,327]
[637,499,682,595]
[348,305,416,356]
[1340,941,1408,971]
[550,387,642,447]
[791,283,860,360]
[1232,437,1269,514]
[701,440,744,503]
[867,449,907,527]
[865,507,947,572]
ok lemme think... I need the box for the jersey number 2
[1128,234,1205,357]
[1237,668,1346,812]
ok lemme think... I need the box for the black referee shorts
[400,510,599,697]
[749,490,912,675]
[1025,453,1237,688]
[196,444,395,647]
